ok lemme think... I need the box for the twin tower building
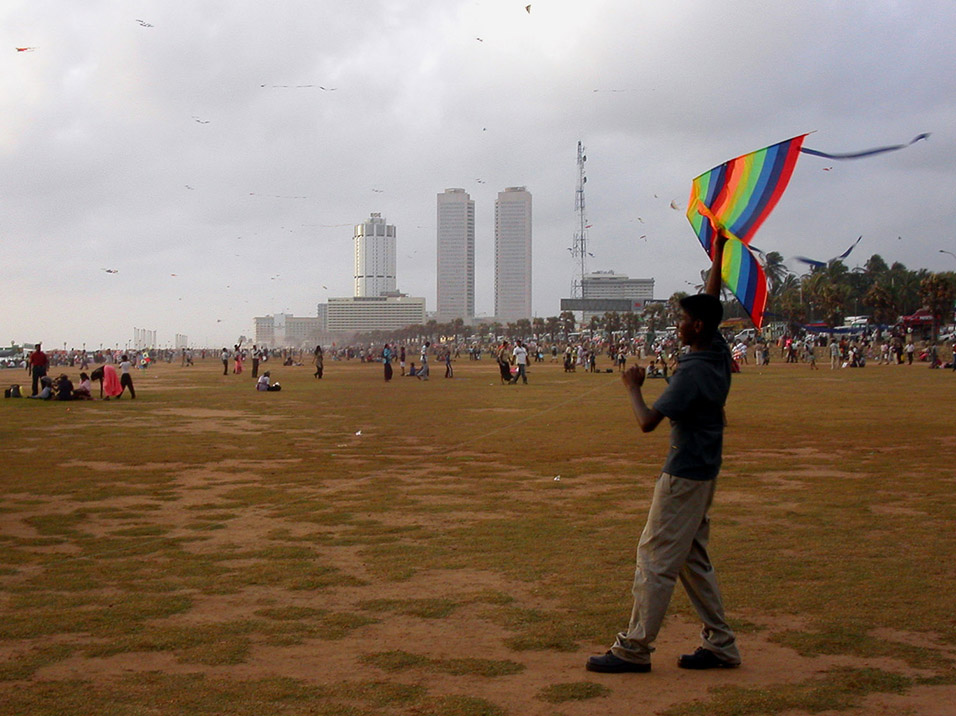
[354,187,532,323]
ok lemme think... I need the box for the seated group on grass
[17,373,94,401]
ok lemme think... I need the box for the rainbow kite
[687,134,807,328]
[686,132,929,328]
[721,238,767,329]
[687,134,807,256]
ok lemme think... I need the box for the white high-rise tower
[354,213,396,297]
[436,188,475,321]
[494,186,532,322]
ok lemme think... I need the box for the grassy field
[1,355,954,715]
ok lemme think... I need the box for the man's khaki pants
[611,472,740,666]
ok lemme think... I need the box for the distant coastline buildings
[436,188,475,323]
[561,271,655,323]
[354,213,396,298]
[494,187,532,322]
[253,182,654,345]
[581,271,654,304]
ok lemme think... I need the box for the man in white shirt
[510,340,529,384]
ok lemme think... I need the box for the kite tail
[800,133,929,160]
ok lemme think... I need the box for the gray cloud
[3,0,954,347]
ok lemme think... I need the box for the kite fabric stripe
[686,133,808,255]
[721,238,768,329]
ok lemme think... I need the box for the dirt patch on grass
[3,360,955,715]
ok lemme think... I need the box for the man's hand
[622,364,646,389]
[704,227,730,298]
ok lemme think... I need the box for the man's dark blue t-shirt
[652,333,732,480]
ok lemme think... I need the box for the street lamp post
[940,249,956,264]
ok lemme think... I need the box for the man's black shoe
[677,647,740,670]
[586,651,651,673]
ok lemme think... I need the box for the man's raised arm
[704,230,729,298]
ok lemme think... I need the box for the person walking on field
[221,348,229,376]
[510,340,529,384]
[587,228,740,674]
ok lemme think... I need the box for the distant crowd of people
[8,326,955,404]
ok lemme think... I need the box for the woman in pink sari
[233,345,243,374]
[90,364,123,399]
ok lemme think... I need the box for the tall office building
[436,188,475,321]
[354,213,396,298]
[494,186,532,322]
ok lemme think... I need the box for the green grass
[537,680,611,703]
[1,356,954,714]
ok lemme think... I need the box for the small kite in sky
[526,5,532,13]
[135,19,154,28]
[192,116,210,124]
[261,84,337,90]
[16,47,36,52]
[670,199,681,211]
[476,37,484,42]
[101,268,119,274]
[686,131,928,328]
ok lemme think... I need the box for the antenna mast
[570,140,589,298]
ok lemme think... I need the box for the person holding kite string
[587,229,741,674]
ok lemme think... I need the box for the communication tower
[570,141,589,298]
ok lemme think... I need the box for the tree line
[343,253,955,346]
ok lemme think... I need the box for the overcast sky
[3,0,955,349]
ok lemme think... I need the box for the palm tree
[559,311,576,336]
[642,303,666,332]
[920,273,956,340]
[622,311,642,340]
[604,311,622,335]
[666,291,688,326]
[764,251,790,295]
[863,282,899,326]
[545,316,561,341]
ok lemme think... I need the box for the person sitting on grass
[73,373,93,400]
[54,374,74,400]
[27,376,54,400]
[256,372,281,391]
